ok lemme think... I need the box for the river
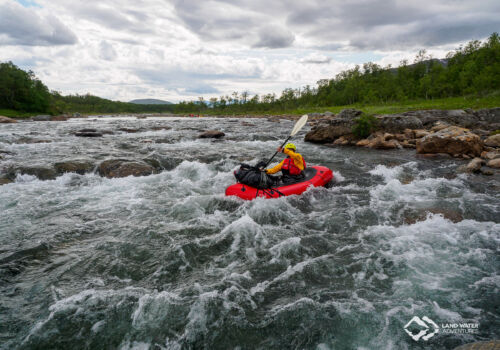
[0,116,499,349]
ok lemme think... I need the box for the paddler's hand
[277,147,283,153]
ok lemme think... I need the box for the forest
[0,33,498,116]
[177,32,499,114]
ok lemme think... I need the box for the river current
[0,116,499,349]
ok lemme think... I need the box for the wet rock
[487,158,500,168]
[480,168,494,175]
[119,128,142,133]
[73,112,81,117]
[416,126,483,157]
[323,111,334,117]
[150,126,172,131]
[74,128,106,137]
[465,158,485,173]
[50,115,68,121]
[362,134,401,149]
[401,140,416,149]
[356,139,371,147]
[484,134,500,147]
[240,122,256,127]
[97,159,155,178]
[32,115,52,121]
[0,116,17,123]
[416,153,452,159]
[0,178,13,185]
[404,207,463,225]
[376,114,423,132]
[54,161,94,175]
[198,130,225,138]
[453,340,500,350]
[15,166,57,180]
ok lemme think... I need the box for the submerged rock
[0,116,17,123]
[465,157,485,173]
[97,159,155,178]
[13,166,57,180]
[54,161,94,175]
[0,177,13,185]
[198,130,225,139]
[416,126,483,157]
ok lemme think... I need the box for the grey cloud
[0,1,77,46]
[253,26,295,49]
[99,41,117,61]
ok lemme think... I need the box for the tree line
[177,32,500,114]
[0,62,175,115]
[1,33,498,115]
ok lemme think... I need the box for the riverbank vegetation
[0,33,498,117]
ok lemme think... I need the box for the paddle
[263,114,309,168]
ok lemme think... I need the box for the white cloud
[0,0,497,102]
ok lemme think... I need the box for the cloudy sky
[0,0,498,103]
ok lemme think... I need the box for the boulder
[356,139,371,147]
[416,126,483,157]
[32,115,51,121]
[15,166,57,180]
[323,111,334,117]
[465,158,485,173]
[484,134,500,147]
[98,159,155,178]
[376,114,423,132]
[0,116,17,123]
[198,130,225,139]
[363,134,401,149]
[305,118,355,143]
[480,168,494,175]
[150,126,172,131]
[487,158,500,168]
[54,161,94,175]
[430,121,450,132]
[119,128,140,133]
[74,128,104,137]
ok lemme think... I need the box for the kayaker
[264,143,306,184]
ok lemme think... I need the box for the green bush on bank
[352,114,378,138]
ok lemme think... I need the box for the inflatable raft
[225,165,333,200]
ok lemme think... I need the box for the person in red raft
[262,143,306,185]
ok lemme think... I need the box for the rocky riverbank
[304,108,500,175]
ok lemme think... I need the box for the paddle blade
[290,114,308,136]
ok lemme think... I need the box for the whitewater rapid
[0,116,498,349]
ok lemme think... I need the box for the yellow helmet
[285,143,296,150]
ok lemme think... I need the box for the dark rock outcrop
[74,129,105,137]
[198,130,225,139]
[54,161,94,175]
[97,159,155,178]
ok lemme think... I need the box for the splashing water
[0,116,499,349]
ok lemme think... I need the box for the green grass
[0,109,41,118]
[202,91,500,116]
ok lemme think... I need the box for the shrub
[352,114,378,138]
[490,130,500,136]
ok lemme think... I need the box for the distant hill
[129,99,172,105]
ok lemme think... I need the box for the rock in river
[416,126,483,157]
[54,161,94,175]
[98,159,155,178]
[198,130,225,139]
[0,116,17,123]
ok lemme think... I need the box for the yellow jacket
[266,148,305,174]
